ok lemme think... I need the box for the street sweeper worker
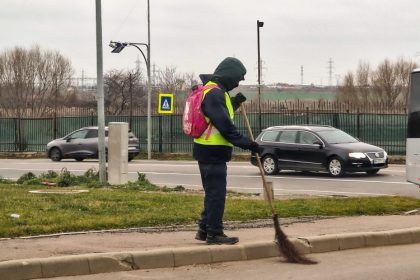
[193,57,260,245]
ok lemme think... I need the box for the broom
[240,104,317,264]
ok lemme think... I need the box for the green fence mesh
[0,112,407,155]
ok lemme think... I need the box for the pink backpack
[182,84,219,138]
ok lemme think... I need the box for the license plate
[373,158,385,164]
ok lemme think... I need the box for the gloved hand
[249,141,261,154]
[234,92,247,104]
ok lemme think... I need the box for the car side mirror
[313,141,323,149]
[66,138,72,142]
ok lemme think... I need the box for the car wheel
[49,148,62,162]
[74,157,84,162]
[128,155,134,162]
[366,169,379,175]
[328,157,345,177]
[262,155,279,175]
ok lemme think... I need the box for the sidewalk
[1,215,420,280]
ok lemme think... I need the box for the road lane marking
[229,187,395,196]
[0,169,410,185]
[0,174,403,197]
[4,161,407,170]
[152,182,395,197]
[139,171,411,185]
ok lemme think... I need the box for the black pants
[198,161,227,235]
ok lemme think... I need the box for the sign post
[158,93,174,114]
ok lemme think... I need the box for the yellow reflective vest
[194,81,234,147]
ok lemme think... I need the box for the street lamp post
[147,0,151,160]
[110,41,151,160]
[257,20,264,133]
[95,0,107,186]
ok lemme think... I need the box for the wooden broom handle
[240,104,275,211]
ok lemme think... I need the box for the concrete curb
[2,227,420,280]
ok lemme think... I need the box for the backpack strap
[205,124,213,140]
[202,83,220,140]
[202,84,220,92]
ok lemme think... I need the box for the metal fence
[0,101,408,155]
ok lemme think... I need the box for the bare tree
[155,67,198,112]
[394,57,416,104]
[49,51,73,113]
[337,58,417,107]
[183,72,199,90]
[104,66,197,116]
[355,62,372,104]
[104,69,146,115]
[0,46,73,117]
[371,59,398,106]
[337,72,357,104]
[157,66,188,94]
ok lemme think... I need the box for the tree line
[0,46,197,118]
[0,46,73,117]
[337,58,417,107]
[0,46,417,118]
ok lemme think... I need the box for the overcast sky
[2,0,419,85]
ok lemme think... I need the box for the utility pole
[135,56,141,73]
[152,63,158,88]
[301,65,304,85]
[129,73,133,128]
[257,20,264,133]
[81,69,85,92]
[95,0,107,186]
[147,0,151,160]
[327,58,334,87]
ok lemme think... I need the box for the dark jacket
[193,58,252,163]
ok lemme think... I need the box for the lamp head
[110,41,127,53]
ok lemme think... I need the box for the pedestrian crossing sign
[158,93,174,114]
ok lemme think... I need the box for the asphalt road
[0,159,419,198]
[34,243,420,280]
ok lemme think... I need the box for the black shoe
[206,234,239,245]
[195,229,207,241]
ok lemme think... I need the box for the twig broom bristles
[241,104,317,264]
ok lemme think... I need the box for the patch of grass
[0,176,14,184]
[25,168,101,188]
[117,172,160,191]
[0,182,419,238]
[39,170,59,180]
[17,172,37,184]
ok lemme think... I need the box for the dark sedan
[251,125,388,177]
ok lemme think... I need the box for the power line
[255,59,267,84]
[327,58,334,86]
[135,55,141,73]
[300,65,304,85]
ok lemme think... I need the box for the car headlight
[384,151,388,158]
[349,152,366,159]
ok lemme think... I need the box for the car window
[85,129,98,139]
[298,131,320,145]
[69,129,88,139]
[316,129,358,144]
[261,131,280,142]
[278,130,298,144]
